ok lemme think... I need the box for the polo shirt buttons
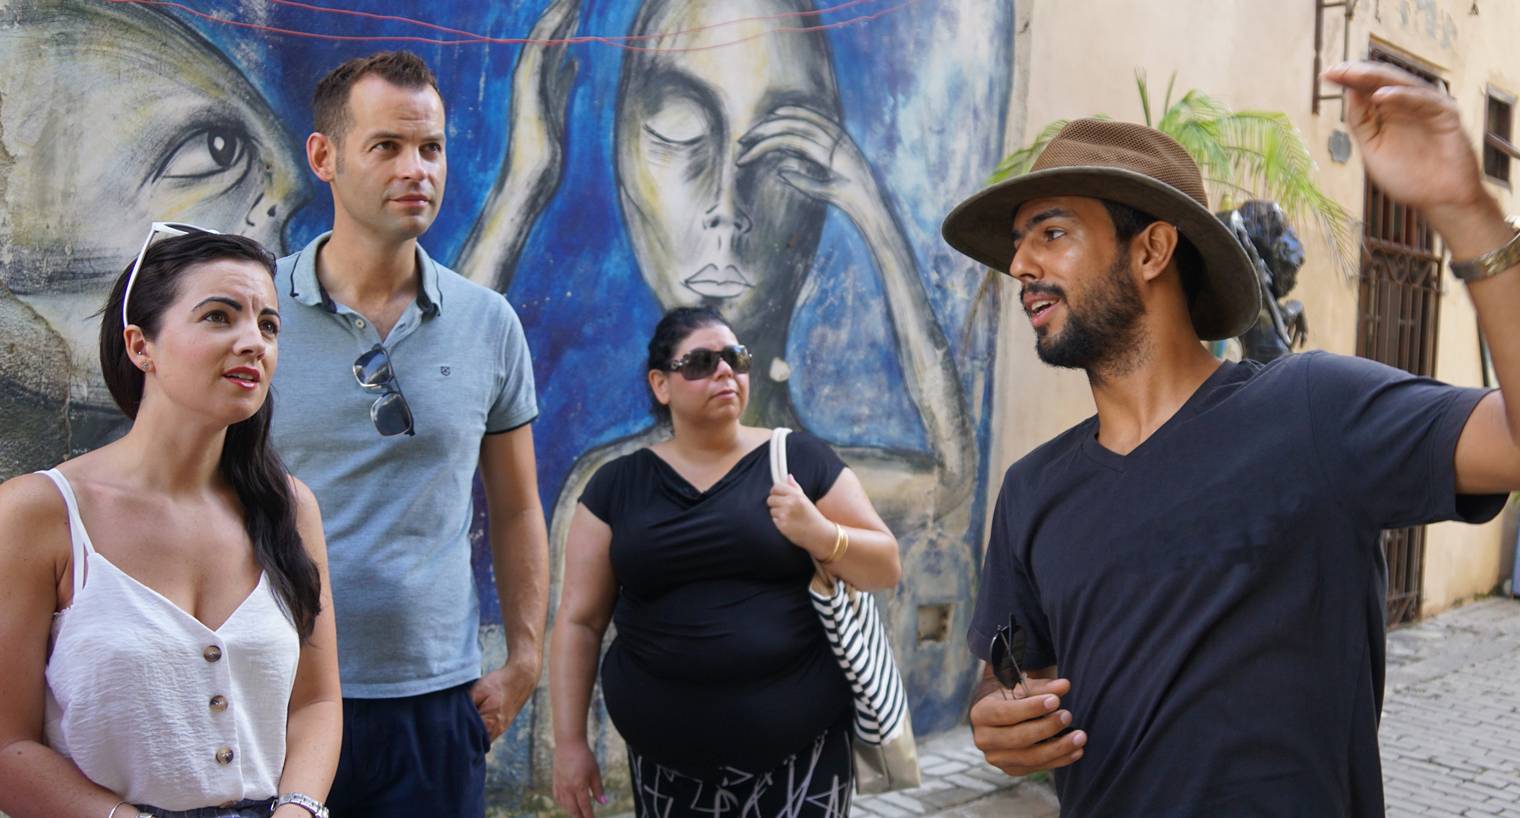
[209,694,229,713]
[203,645,222,663]
[215,746,235,765]
[355,318,366,329]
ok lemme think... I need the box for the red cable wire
[101,0,922,52]
[261,0,882,44]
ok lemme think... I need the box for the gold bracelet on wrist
[1451,225,1520,282]
[821,522,847,564]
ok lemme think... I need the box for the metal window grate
[1484,90,1515,185]
[1355,48,1444,626]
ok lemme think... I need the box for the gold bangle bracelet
[822,522,849,564]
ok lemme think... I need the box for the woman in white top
[0,229,341,818]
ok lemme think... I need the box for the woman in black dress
[550,306,901,818]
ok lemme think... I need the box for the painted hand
[470,660,536,743]
[735,105,881,222]
[1321,61,1486,222]
[766,474,833,557]
[553,741,607,818]
[506,0,580,198]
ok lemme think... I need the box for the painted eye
[157,125,252,180]
[643,97,709,146]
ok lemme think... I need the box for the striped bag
[770,428,921,794]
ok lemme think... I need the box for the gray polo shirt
[269,232,537,699]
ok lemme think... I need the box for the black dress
[580,430,855,818]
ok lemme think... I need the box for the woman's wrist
[270,792,329,818]
[804,516,846,562]
[107,801,143,818]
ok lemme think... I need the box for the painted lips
[683,264,754,299]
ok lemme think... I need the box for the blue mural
[0,0,1012,811]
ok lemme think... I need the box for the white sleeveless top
[39,469,300,811]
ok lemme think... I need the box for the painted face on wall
[0,1,305,418]
[614,0,840,331]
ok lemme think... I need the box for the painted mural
[0,0,1012,811]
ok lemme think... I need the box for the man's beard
[1033,249,1146,373]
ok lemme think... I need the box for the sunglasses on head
[667,344,752,380]
[989,614,1029,699]
[354,343,416,437]
[121,221,221,327]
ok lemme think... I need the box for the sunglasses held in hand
[990,614,1030,699]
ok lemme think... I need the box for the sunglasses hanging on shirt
[353,343,416,437]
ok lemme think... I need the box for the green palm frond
[987,118,1073,183]
[990,71,1356,278]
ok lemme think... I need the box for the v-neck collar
[93,553,269,635]
[1080,360,1239,472]
[643,439,772,499]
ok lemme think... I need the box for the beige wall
[991,0,1518,616]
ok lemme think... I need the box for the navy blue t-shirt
[969,352,1504,818]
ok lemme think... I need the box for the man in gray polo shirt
[269,51,548,817]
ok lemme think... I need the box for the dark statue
[1216,200,1308,362]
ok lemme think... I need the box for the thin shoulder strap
[37,469,93,596]
[769,427,792,486]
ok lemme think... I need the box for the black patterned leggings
[628,722,853,818]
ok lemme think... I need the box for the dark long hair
[98,233,321,641]
[646,305,733,425]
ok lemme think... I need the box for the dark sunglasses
[989,614,1029,699]
[667,344,752,380]
[353,344,415,437]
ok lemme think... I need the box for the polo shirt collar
[287,231,442,318]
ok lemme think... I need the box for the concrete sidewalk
[1380,597,1520,817]
[849,727,1057,818]
[854,596,1520,818]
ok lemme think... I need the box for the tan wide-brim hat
[941,118,1260,341]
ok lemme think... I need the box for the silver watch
[271,792,329,818]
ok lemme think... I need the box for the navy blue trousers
[328,681,490,818]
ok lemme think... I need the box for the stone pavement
[1380,597,1520,817]
[850,726,1057,818]
[853,596,1520,818]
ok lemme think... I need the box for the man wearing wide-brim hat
[949,61,1520,817]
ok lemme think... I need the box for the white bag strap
[769,427,791,487]
[771,427,841,594]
